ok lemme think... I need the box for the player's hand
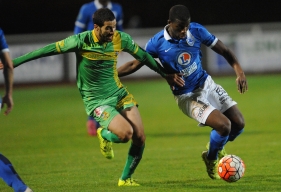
[236,72,248,94]
[1,94,13,115]
[165,73,185,90]
[0,61,3,70]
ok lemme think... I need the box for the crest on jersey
[177,52,191,65]
[186,30,195,46]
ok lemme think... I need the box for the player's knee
[237,117,245,130]
[119,128,133,143]
[233,115,245,130]
[219,119,231,136]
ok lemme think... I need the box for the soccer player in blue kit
[74,0,123,34]
[0,28,33,192]
[74,0,124,136]
[117,5,248,180]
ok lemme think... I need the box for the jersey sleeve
[13,35,81,68]
[144,37,158,58]
[0,29,9,52]
[74,4,89,34]
[196,23,218,47]
[122,33,166,77]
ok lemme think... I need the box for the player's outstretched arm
[0,51,14,115]
[211,40,248,94]
[118,58,184,88]
[117,60,144,77]
[12,43,60,68]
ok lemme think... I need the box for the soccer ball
[218,154,245,182]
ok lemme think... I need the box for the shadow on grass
[142,174,281,191]
[146,130,264,138]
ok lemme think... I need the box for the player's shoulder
[150,29,165,44]
[189,22,206,30]
[115,30,131,39]
[0,28,5,41]
[189,22,211,36]
[81,1,96,11]
[73,30,92,41]
[111,2,122,8]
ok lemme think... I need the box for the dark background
[1,0,280,35]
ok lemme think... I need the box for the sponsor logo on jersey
[165,47,172,52]
[180,62,197,77]
[177,52,191,65]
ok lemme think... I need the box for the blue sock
[208,130,229,160]
[88,116,94,121]
[87,116,100,129]
[228,128,244,142]
[0,154,27,192]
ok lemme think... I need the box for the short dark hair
[169,5,190,22]
[93,8,115,27]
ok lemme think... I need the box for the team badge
[186,30,195,46]
[177,52,191,65]
[101,111,110,120]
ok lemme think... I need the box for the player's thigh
[108,113,134,139]
[223,105,245,129]
[93,105,132,136]
[207,78,237,113]
[205,109,231,135]
[120,106,145,139]
[175,90,215,125]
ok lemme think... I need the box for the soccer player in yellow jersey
[11,8,184,186]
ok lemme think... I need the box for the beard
[99,30,113,42]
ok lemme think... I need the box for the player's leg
[94,106,133,159]
[118,105,144,186]
[223,105,245,142]
[204,110,230,157]
[0,154,32,192]
[175,76,231,179]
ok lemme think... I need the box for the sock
[87,116,100,129]
[101,129,122,143]
[120,143,145,180]
[227,128,244,142]
[87,116,94,121]
[0,154,27,192]
[207,130,229,160]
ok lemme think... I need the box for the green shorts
[91,91,137,129]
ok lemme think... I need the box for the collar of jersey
[92,30,100,43]
[94,0,112,9]
[164,25,190,42]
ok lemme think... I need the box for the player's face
[98,20,116,42]
[168,19,190,40]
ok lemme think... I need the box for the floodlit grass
[1,74,281,191]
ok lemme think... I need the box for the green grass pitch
[1,74,281,192]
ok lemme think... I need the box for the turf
[1,74,281,192]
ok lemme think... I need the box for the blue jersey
[145,22,218,95]
[74,0,123,34]
[0,28,9,52]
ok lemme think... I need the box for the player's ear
[94,24,100,31]
[167,19,171,24]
